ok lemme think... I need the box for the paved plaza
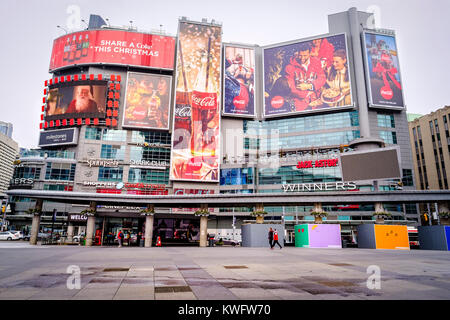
[0,242,449,300]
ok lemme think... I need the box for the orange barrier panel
[374,225,409,250]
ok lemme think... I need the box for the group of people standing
[268,227,282,249]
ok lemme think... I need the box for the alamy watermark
[66,265,81,290]
[366,265,381,290]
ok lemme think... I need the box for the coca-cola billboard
[223,45,256,117]
[49,30,176,72]
[122,72,172,130]
[363,31,404,109]
[263,33,353,117]
[170,20,222,182]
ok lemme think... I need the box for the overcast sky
[1,0,449,148]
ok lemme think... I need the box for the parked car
[215,237,241,246]
[23,234,31,241]
[73,234,85,242]
[12,231,24,240]
[0,231,20,241]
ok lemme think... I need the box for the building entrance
[100,216,201,246]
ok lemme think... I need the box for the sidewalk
[0,245,448,300]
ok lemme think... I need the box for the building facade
[0,132,18,195]
[409,105,450,191]
[7,8,425,246]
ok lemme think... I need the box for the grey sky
[1,0,449,148]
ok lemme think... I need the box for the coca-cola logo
[175,104,191,118]
[233,97,247,109]
[271,96,284,109]
[192,92,217,109]
[380,86,393,100]
[132,106,146,120]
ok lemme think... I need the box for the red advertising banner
[170,21,222,182]
[49,30,176,71]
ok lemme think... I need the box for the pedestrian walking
[117,229,124,248]
[268,227,274,249]
[272,229,282,249]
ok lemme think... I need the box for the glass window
[45,163,76,181]
[220,168,254,185]
[379,131,397,144]
[402,169,414,187]
[128,168,169,185]
[377,113,395,128]
[13,166,41,179]
[131,131,171,145]
[129,146,170,164]
[85,127,127,142]
[98,167,123,182]
[100,145,125,160]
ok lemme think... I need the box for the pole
[427,203,432,226]
[1,198,8,231]
[50,209,57,240]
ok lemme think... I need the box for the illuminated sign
[281,182,357,192]
[296,158,339,169]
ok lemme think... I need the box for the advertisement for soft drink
[122,72,172,130]
[363,32,404,108]
[170,21,222,182]
[263,33,353,117]
[223,45,255,117]
[49,30,176,71]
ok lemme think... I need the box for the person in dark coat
[268,227,274,249]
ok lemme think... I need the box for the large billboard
[49,30,176,72]
[223,45,255,117]
[38,127,79,147]
[45,81,107,121]
[170,21,222,182]
[363,31,404,108]
[122,72,172,130]
[339,147,401,181]
[263,33,353,117]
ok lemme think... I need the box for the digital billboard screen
[223,45,255,117]
[363,31,404,108]
[170,21,222,182]
[263,33,353,117]
[49,30,176,72]
[45,81,107,121]
[340,147,401,182]
[122,72,172,130]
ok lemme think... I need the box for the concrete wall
[241,223,284,247]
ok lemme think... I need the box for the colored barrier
[294,224,342,248]
[357,224,409,250]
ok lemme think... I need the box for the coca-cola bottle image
[173,83,192,150]
[75,35,83,60]
[148,90,161,126]
[190,49,218,157]
[68,35,77,62]
[82,34,89,57]
[63,37,70,61]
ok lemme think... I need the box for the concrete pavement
[0,242,449,300]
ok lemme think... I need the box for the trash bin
[208,234,215,247]
[139,239,145,247]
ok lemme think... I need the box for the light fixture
[56,25,67,34]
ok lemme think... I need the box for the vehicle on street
[215,237,241,246]
[0,231,20,241]
[12,231,24,239]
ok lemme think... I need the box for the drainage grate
[155,286,192,293]
[224,265,248,269]
[103,267,130,272]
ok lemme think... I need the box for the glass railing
[20,150,76,159]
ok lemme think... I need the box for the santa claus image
[65,85,99,114]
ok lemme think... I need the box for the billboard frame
[338,145,403,182]
[361,29,406,110]
[169,19,222,183]
[222,42,257,119]
[262,32,355,119]
[45,79,109,122]
[121,71,173,131]
[49,29,177,73]
[37,127,79,147]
